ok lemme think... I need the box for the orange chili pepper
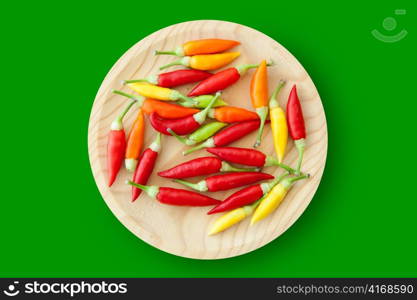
[208,106,259,123]
[155,39,240,56]
[159,52,240,71]
[125,109,145,172]
[250,60,269,147]
[113,90,199,119]
[142,98,199,119]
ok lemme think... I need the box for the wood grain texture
[88,20,327,259]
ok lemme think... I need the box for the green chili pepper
[178,95,227,108]
[168,122,227,146]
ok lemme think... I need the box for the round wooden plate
[88,20,327,259]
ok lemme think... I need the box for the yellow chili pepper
[208,173,289,235]
[208,204,257,235]
[126,82,193,104]
[269,80,288,163]
[251,174,308,224]
[159,52,240,71]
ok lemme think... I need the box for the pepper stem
[295,138,306,175]
[269,80,286,108]
[173,179,208,192]
[149,133,162,152]
[254,106,269,148]
[221,161,259,172]
[193,92,221,125]
[112,90,145,106]
[168,128,193,145]
[269,172,290,187]
[154,50,177,56]
[118,101,135,121]
[182,138,215,155]
[159,60,181,70]
[126,180,159,198]
[123,79,149,84]
[264,156,297,174]
[281,173,309,189]
[236,60,275,75]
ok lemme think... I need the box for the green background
[1,1,416,277]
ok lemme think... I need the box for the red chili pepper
[206,147,297,174]
[107,100,135,187]
[287,85,306,175]
[124,69,212,88]
[131,133,161,202]
[127,181,220,206]
[183,120,262,155]
[149,92,220,135]
[187,62,273,97]
[174,172,274,192]
[208,173,289,214]
[158,157,257,179]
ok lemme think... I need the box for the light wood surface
[88,20,327,259]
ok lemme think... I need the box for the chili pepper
[158,157,258,179]
[208,200,260,235]
[155,39,240,56]
[125,108,145,172]
[208,173,289,214]
[188,62,273,97]
[124,69,212,88]
[168,122,227,146]
[183,120,261,155]
[269,80,287,163]
[208,173,289,235]
[173,172,274,192]
[159,52,240,71]
[143,99,200,118]
[149,92,221,135]
[208,106,259,123]
[131,133,161,202]
[251,174,308,224]
[127,181,220,206]
[178,94,227,108]
[206,147,297,174]
[287,85,306,175]
[250,60,269,147]
[113,90,200,119]
[126,82,196,106]
[107,100,135,187]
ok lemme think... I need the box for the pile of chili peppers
[105,38,310,235]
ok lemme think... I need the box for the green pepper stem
[173,179,208,192]
[126,180,159,198]
[182,138,214,155]
[236,60,275,76]
[264,156,297,174]
[269,80,286,108]
[112,90,145,106]
[168,128,194,145]
[118,100,135,121]
[159,59,183,70]
[123,79,150,84]
[154,50,177,56]
[193,92,221,125]
[281,173,309,189]
[254,106,269,148]
[149,133,162,152]
[221,161,259,172]
[269,172,290,188]
[295,138,306,175]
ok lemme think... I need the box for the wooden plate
[88,20,327,259]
